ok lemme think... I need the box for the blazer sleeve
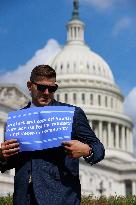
[0,155,17,173]
[0,123,18,173]
[72,107,105,165]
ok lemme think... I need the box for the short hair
[30,65,56,82]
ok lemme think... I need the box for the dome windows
[56,94,60,101]
[87,63,90,69]
[111,98,113,108]
[65,93,68,103]
[93,65,96,73]
[90,94,93,105]
[67,63,70,72]
[51,52,114,82]
[98,95,101,106]
[61,64,63,69]
[105,96,108,107]
[73,93,77,104]
[82,93,85,104]
[55,64,57,71]
[73,62,76,72]
[67,63,70,68]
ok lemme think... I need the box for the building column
[101,95,105,108]
[94,93,97,106]
[132,181,136,195]
[69,92,73,104]
[86,92,90,107]
[126,128,130,152]
[94,121,98,137]
[79,91,82,105]
[115,124,119,149]
[121,126,125,151]
[130,130,133,153]
[89,120,92,128]
[72,27,74,40]
[98,121,102,142]
[60,92,65,103]
[103,123,107,147]
[108,122,113,148]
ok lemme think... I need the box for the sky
[0,0,136,152]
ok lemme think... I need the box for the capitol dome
[51,38,115,84]
[49,1,133,162]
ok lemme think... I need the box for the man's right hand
[0,139,20,160]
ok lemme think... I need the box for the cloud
[81,0,131,11]
[0,39,61,91]
[124,87,136,120]
[81,0,113,10]
[124,87,136,155]
[112,17,132,36]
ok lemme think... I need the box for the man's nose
[43,88,49,94]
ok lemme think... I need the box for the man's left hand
[62,140,92,158]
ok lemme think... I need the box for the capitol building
[0,0,136,197]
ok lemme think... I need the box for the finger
[2,143,19,150]
[63,146,72,151]
[4,152,19,157]
[6,143,19,149]
[3,139,18,145]
[62,141,72,146]
[3,147,20,153]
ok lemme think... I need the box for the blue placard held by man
[5,106,75,152]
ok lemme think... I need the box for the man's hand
[62,140,92,158]
[0,139,20,160]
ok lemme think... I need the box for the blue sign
[5,106,75,152]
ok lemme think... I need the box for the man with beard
[0,65,105,205]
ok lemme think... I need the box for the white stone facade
[0,85,30,195]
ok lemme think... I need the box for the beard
[31,92,54,106]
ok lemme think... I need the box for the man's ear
[27,81,32,91]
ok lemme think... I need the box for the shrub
[1,194,136,205]
[0,193,12,205]
[81,195,136,205]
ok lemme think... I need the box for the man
[0,65,105,205]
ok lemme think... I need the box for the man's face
[27,77,57,106]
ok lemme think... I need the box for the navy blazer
[0,100,105,205]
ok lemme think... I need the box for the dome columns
[89,119,133,155]
[108,122,113,148]
[115,124,119,149]
[67,21,85,44]
[132,181,136,195]
[66,0,85,44]
[98,121,103,142]
[121,126,126,150]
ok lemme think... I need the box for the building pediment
[0,84,30,111]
